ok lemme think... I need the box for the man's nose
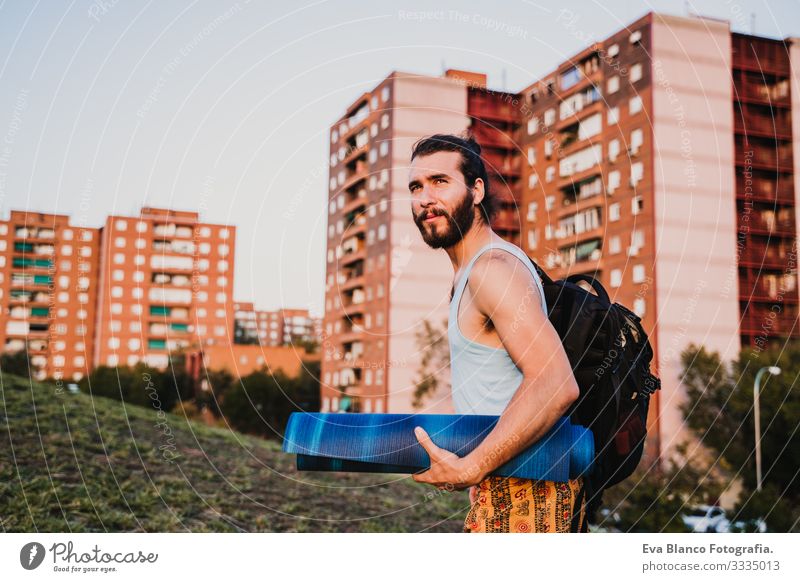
[417,185,435,206]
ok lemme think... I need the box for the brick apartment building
[321,69,525,415]
[322,12,799,459]
[92,207,236,371]
[0,211,100,381]
[233,301,320,347]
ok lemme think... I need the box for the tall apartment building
[93,207,236,370]
[233,302,320,346]
[518,13,798,458]
[0,211,100,381]
[321,70,523,415]
[323,13,799,461]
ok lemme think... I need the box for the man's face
[408,151,478,249]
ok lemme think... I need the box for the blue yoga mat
[282,413,594,482]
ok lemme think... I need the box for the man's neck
[445,221,503,274]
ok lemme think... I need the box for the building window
[607,170,621,194]
[609,202,620,222]
[115,236,126,248]
[630,63,643,83]
[608,235,621,255]
[608,139,620,162]
[632,264,646,283]
[379,141,389,157]
[633,298,645,316]
[545,195,555,211]
[528,173,539,189]
[527,202,537,221]
[630,128,644,154]
[544,139,553,158]
[113,270,124,281]
[629,96,643,115]
[607,107,619,125]
[630,163,644,187]
[544,109,556,126]
[607,44,619,57]
[527,146,536,165]
[630,30,642,44]
[527,116,539,135]
[607,76,619,94]
[610,269,622,287]
[527,229,539,250]
[631,195,644,214]
[546,166,555,183]
[381,114,389,129]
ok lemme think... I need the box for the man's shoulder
[470,245,532,284]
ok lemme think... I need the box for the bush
[80,359,194,413]
[220,360,320,439]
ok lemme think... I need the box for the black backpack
[529,260,661,523]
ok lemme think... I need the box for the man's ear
[471,178,485,207]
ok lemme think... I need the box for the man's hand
[411,426,486,491]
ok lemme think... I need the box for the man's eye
[435,178,446,184]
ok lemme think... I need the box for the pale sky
[1,0,797,317]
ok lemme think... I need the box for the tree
[679,341,800,532]
[220,361,320,439]
[0,349,36,379]
[411,318,450,409]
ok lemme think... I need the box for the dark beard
[413,190,476,249]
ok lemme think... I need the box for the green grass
[0,374,468,532]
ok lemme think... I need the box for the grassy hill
[0,374,467,532]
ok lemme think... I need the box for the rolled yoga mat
[282,413,594,482]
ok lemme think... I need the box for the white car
[682,505,729,533]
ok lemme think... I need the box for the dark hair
[410,133,496,223]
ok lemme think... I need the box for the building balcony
[342,142,369,166]
[555,99,603,132]
[556,165,602,192]
[471,124,516,149]
[738,277,798,303]
[735,148,793,170]
[338,275,365,293]
[738,245,793,268]
[736,178,794,204]
[342,162,370,191]
[739,313,799,337]
[342,192,368,216]
[342,300,366,317]
[734,114,792,140]
[339,248,366,267]
[734,81,791,108]
[745,215,795,236]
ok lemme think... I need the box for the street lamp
[754,365,781,492]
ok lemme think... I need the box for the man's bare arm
[412,250,579,489]
[458,251,579,481]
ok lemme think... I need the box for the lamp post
[754,366,781,492]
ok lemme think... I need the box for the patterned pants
[463,476,587,533]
